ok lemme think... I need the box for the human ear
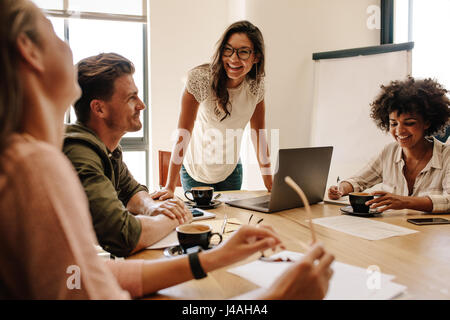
[90,99,107,119]
[16,33,45,73]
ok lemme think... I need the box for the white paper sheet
[146,218,242,249]
[323,195,350,205]
[227,251,406,300]
[147,230,178,249]
[312,215,418,240]
[219,192,268,203]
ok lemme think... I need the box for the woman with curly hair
[328,76,450,213]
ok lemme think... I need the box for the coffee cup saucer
[163,245,183,258]
[163,245,214,258]
[185,200,222,210]
[340,205,381,217]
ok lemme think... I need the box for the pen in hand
[332,176,346,198]
[221,214,228,235]
[336,176,341,197]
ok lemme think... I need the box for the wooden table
[128,190,450,300]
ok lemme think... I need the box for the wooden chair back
[158,150,182,188]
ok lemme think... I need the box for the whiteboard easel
[311,47,412,190]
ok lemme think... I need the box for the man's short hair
[74,53,135,125]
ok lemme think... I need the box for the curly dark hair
[370,76,450,137]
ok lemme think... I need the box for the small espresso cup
[184,186,214,206]
[349,192,374,213]
[176,224,222,253]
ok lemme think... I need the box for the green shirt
[63,123,147,257]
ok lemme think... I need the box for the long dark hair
[210,20,265,121]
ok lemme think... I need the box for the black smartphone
[190,209,204,217]
[407,218,450,225]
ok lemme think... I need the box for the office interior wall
[148,0,380,190]
[149,0,229,189]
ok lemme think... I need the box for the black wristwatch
[187,246,207,279]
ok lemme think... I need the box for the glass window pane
[69,106,77,124]
[47,16,65,42]
[412,0,450,89]
[32,0,63,10]
[68,0,143,16]
[68,19,144,137]
[122,151,147,186]
[394,0,409,43]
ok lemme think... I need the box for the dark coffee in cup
[349,192,374,213]
[184,186,214,206]
[176,223,222,253]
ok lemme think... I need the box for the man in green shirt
[64,53,192,257]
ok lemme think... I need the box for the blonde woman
[0,0,333,299]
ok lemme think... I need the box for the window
[33,0,63,10]
[394,0,450,89]
[122,151,147,186]
[32,0,150,186]
[68,0,143,15]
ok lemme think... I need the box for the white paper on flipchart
[312,215,418,240]
[227,251,406,300]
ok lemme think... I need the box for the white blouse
[344,138,450,213]
[183,65,265,183]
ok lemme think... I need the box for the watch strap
[188,248,207,279]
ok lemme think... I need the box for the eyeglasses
[222,46,253,60]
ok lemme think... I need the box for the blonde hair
[0,0,41,152]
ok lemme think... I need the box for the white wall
[149,0,229,189]
[242,0,381,189]
[148,0,380,190]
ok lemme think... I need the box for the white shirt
[183,65,264,183]
[344,138,450,213]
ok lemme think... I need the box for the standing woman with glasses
[152,20,273,200]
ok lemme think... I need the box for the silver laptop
[225,147,333,213]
